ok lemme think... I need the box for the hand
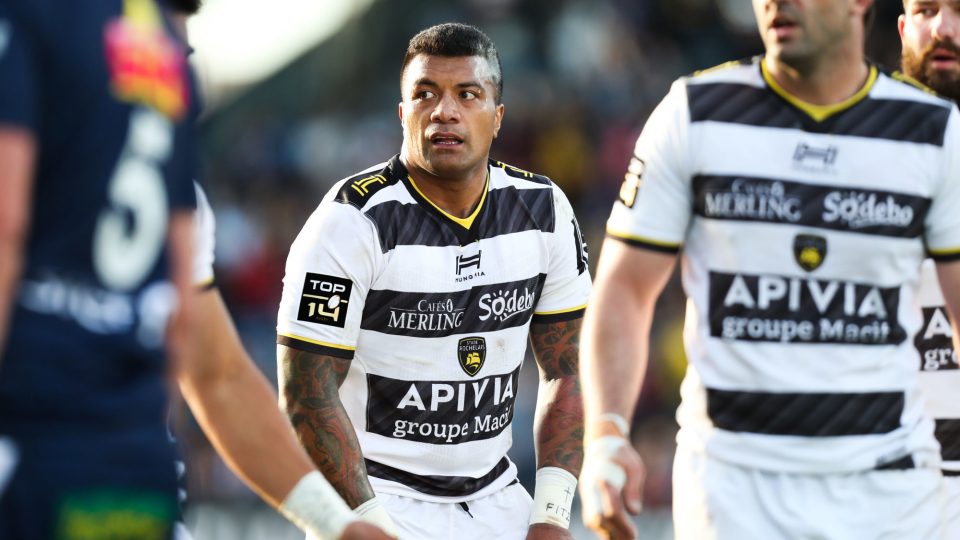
[525,523,574,540]
[339,520,396,540]
[578,436,645,540]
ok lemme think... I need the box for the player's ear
[898,13,907,40]
[398,102,404,123]
[493,103,504,139]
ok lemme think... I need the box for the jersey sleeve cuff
[606,231,682,254]
[928,246,960,262]
[277,333,356,359]
[532,305,586,324]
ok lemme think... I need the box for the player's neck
[403,159,488,219]
[763,48,869,107]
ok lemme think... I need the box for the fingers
[597,481,637,539]
[619,445,645,515]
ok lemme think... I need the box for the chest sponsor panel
[365,366,520,445]
[692,175,930,238]
[915,305,957,371]
[361,275,546,337]
[708,271,905,345]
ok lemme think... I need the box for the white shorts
[944,475,960,538]
[673,444,945,540]
[378,481,532,540]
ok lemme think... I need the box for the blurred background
[176,1,906,537]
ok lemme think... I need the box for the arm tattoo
[278,346,374,507]
[529,318,584,475]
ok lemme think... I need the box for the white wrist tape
[529,467,578,528]
[597,412,631,438]
[279,471,354,540]
[354,497,399,537]
[580,436,631,520]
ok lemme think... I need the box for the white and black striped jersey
[277,155,591,502]
[608,57,960,474]
[915,261,960,474]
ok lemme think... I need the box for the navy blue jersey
[0,0,197,456]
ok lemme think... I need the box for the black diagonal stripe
[361,275,546,338]
[706,389,904,436]
[935,419,960,461]
[365,456,512,497]
[687,83,951,145]
[365,185,555,252]
[692,175,930,238]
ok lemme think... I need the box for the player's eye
[415,90,436,100]
[461,90,479,100]
[917,7,938,17]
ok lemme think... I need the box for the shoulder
[873,67,957,110]
[330,158,406,211]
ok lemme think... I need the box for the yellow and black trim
[276,333,356,359]
[606,230,682,254]
[407,172,488,231]
[532,304,587,324]
[761,59,877,123]
[194,275,216,292]
[928,246,960,262]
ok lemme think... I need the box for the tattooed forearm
[278,346,375,507]
[529,319,585,475]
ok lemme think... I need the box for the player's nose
[430,92,460,123]
[933,9,959,41]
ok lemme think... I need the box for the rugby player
[0,0,389,537]
[166,2,392,538]
[899,0,960,535]
[277,23,591,540]
[579,0,960,538]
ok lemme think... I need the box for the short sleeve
[0,2,38,130]
[192,182,216,287]
[276,198,380,359]
[925,108,960,261]
[606,79,693,252]
[532,185,592,323]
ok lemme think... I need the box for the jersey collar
[761,58,878,123]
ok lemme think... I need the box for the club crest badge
[457,337,486,377]
[793,234,827,272]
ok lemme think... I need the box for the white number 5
[93,108,173,291]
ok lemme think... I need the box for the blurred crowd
[180,0,906,513]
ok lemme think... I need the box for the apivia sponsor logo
[365,366,520,445]
[708,271,905,345]
[915,305,957,371]
[693,176,929,237]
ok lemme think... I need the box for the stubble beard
[902,40,960,103]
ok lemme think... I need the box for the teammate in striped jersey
[899,0,960,535]
[579,0,960,538]
[277,23,591,540]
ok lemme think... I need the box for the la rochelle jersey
[277,155,591,502]
[608,57,960,474]
[915,261,960,475]
[0,0,197,456]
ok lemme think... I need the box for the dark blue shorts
[0,434,180,540]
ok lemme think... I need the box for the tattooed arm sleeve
[528,318,585,476]
[278,344,375,508]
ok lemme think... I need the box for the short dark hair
[401,23,503,103]
[167,0,202,15]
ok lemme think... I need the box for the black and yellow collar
[761,59,877,122]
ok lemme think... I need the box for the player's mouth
[770,13,799,40]
[429,132,465,148]
[929,46,960,71]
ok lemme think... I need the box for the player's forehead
[905,0,960,9]
[402,54,497,90]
